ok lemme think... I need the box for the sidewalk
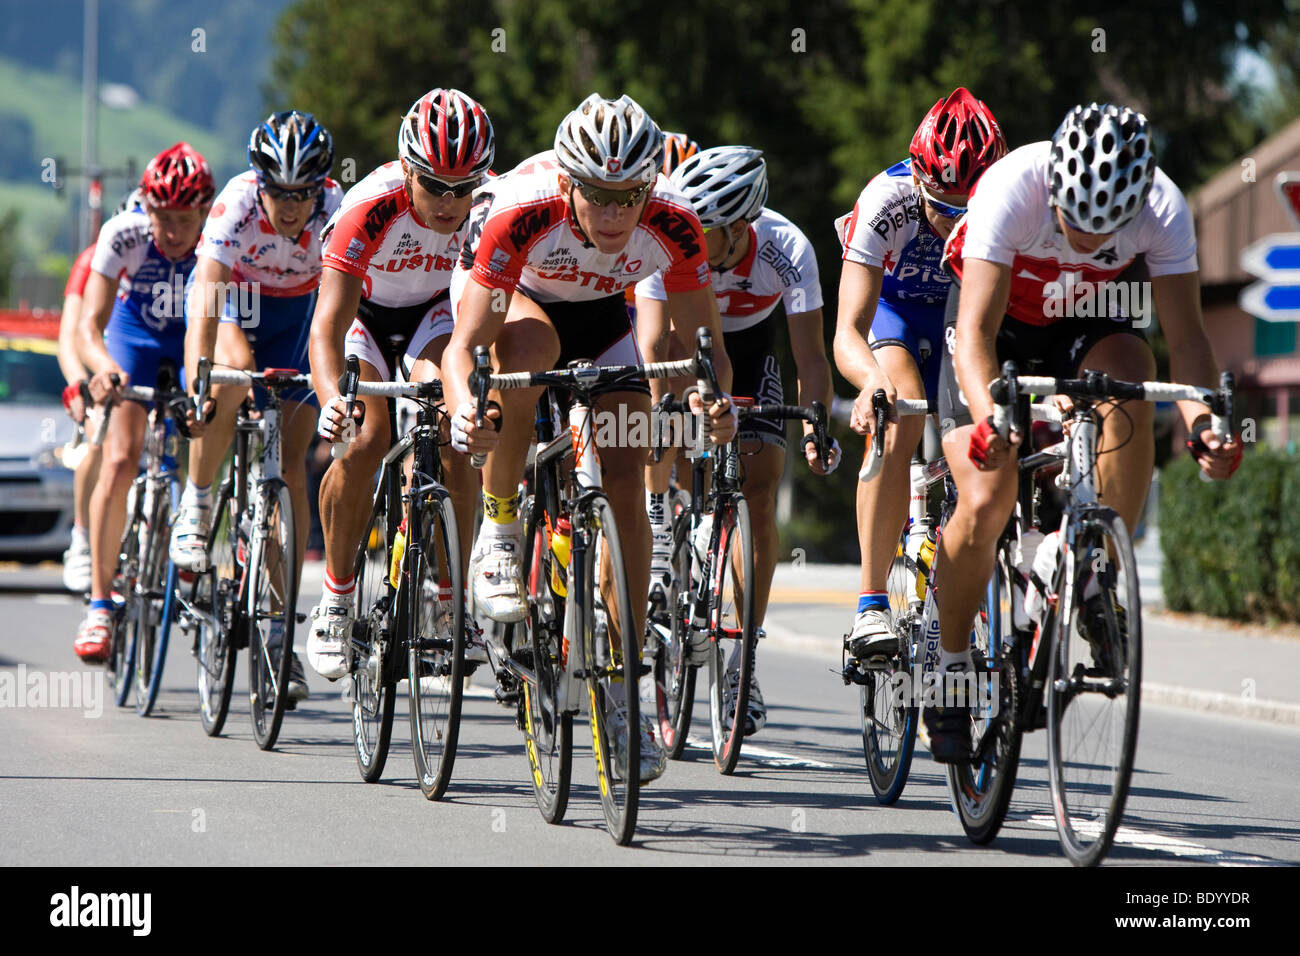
[764,561,1300,727]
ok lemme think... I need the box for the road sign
[1240,281,1300,321]
[1239,233,1300,280]
[1277,172,1300,230]
[1239,178,1300,322]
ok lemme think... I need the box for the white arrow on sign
[1239,230,1300,322]
[1240,281,1300,322]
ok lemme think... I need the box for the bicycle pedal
[494,685,520,706]
[295,612,307,624]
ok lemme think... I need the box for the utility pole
[79,0,99,249]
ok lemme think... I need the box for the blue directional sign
[1240,231,1300,322]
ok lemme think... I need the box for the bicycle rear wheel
[352,487,397,782]
[1047,508,1141,866]
[583,495,640,845]
[197,482,241,736]
[653,489,695,759]
[514,494,573,823]
[109,483,143,708]
[134,477,178,716]
[247,479,297,750]
[706,496,756,775]
[408,488,466,800]
[949,546,1023,844]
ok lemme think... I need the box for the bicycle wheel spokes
[518,499,572,823]
[352,497,396,782]
[110,503,143,708]
[248,481,297,751]
[583,496,640,845]
[409,491,465,800]
[134,481,177,716]
[706,497,756,775]
[653,493,695,759]
[1048,509,1142,866]
[197,485,240,736]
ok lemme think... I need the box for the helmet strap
[565,183,595,250]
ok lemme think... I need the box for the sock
[323,570,355,603]
[483,490,520,526]
[939,647,972,673]
[90,597,113,615]
[71,524,89,548]
[646,490,669,531]
[185,479,212,507]
[858,591,888,614]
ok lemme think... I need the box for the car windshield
[0,336,64,405]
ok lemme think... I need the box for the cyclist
[307,88,494,683]
[930,102,1241,762]
[440,93,737,783]
[833,88,1007,665]
[73,143,213,662]
[169,110,342,702]
[636,144,840,737]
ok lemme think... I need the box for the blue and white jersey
[90,208,197,335]
[834,159,951,307]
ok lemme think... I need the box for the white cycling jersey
[944,142,1198,326]
[196,171,342,297]
[634,207,822,332]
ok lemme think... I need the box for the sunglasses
[918,183,968,219]
[574,179,654,209]
[261,183,321,203]
[416,173,481,198]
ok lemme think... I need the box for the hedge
[1160,448,1300,622]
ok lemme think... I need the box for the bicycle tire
[514,493,573,824]
[197,482,241,736]
[408,488,466,800]
[583,494,640,845]
[706,495,756,776]
[351,484,397,782]
[860,532,919,804]
[654,488,695,759]
[247,479,297,750]
[109,483,143,708]
[1047,507,1141,866]
[948,545,1024,844]
[134,477,178,716]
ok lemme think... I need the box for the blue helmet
[249,110,334,186]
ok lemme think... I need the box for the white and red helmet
[397,88,495,179]
[553,93,665,183]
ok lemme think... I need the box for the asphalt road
[2,571,1297,866]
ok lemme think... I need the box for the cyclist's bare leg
[74,444,102,529]
[279,399,317,572]
[319,358,390,583]
[857,345,926,594]
[187,323,256,490]
[643,329,692,495]
[1077,333,1156,530]
[934,425,1018,654]
[89,401,147,598]
[595,389,652,652]
[738,439,783,624]
[410,334,475,580]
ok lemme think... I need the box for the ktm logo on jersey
[509,206,553,252]
[363,197,400,241]
[647,209,701,259]
[381,253,455,273]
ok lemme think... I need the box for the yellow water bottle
[550,516,571,597]
[915,530,936,601]
[390,517,407,589]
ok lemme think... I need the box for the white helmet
[670,146,768,230]
[1049,102,1156,233]
[553,93,664,183]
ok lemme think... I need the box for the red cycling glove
[968,415,998,466]
[1186,432,1243,477]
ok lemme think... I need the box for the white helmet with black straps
[554,93,664,183]
[670,146,768,230]
[1049,102,1156,234]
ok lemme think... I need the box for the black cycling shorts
[538,293,650,396]
[724,316,786,448]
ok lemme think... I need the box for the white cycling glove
[450,401,476,454]
[317,395,350,443]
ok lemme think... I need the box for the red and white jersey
[944,142,1198,327]
[321,161,466,308]
[65,243,96,298]
[460,150,712,304]
[634,207,822,332]
[196,171,341,297]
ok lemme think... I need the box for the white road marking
[1022,813,1279,865]
[685,734,834,768]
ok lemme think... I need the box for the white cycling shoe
[848,607,896,664]
[63,532,92,593]
[469,529,527,624]
[610,706,667,784]
[306,598,354,680]
[169,500,212,573]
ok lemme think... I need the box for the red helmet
[397,88,495,179]
[909,88,1007,194]
[140,142,215,209]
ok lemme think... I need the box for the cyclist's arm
[834,260,897,434]
[663,285,732,392]
[787,306,832,433]
[77,270,123,394]
[634,292,672,406]
[57,289,87,385]
[1151,270,1219,427]
[952,257,1012,426]
[183,255,233,388]
[442,277,509,414]
[308,266,365,409]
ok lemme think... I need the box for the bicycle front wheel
[706,496,756,776]
[109,484,143,708]
[196,483,241,736]
[653,488,695,759]
[408,488,466,800]
[1047,508,1141,866]
[583,495,640,845]
[134,478,178,716]
[352,487,397,782]
[247,479,297,751]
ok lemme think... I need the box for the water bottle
[389,517,407,589]
[692,512,713,567]
[161,417,178,471]
[550,516,571,597]
[1023,530,1062,625]
[915,528,937,601]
